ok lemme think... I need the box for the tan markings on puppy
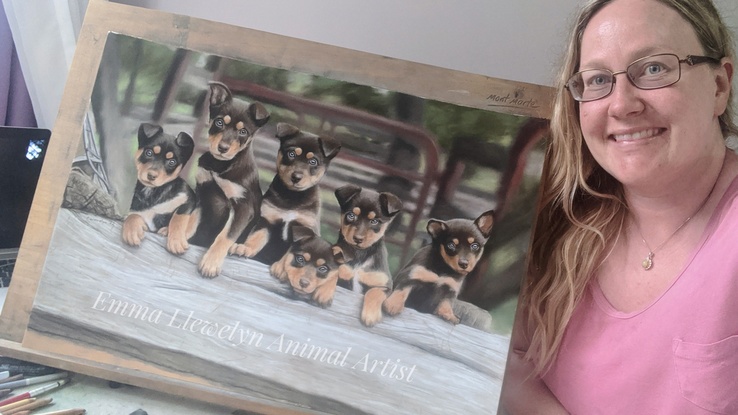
[231,227,268,257]
[199,211,234,278]
[452,238,459,245]
[465,254,481,271]
[153,145,161,154]
[383,287,412,316]
[362,287,388,327]
[306,152,314,159]
[223,115,231,124]
[302,252,312,262]
[316,258,326,266]
[122,214,148,246]
[435,299,460,324]
[338,264,354,281]
[468,237,475,244]
[196,167,213,184]
[312,274,338,308]
[166,212,191,255]
[270,253,291,281]
[352,207,361,216]
[213,174,247,199]
[186,208,201,238]
[361,222,390,248]
[260,200,284,224]
[166,151,174,159]
[236,121,244,130]
[294,147,303,156]
[358,270,391,288]
[441,246,470,275]
[408,265,440,283]
[437,276,463,293]
[367,211,376,220]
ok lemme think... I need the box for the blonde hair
[522,0,737,374]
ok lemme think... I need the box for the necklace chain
[633,175,720,271]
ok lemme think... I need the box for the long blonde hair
[522,0,737,374]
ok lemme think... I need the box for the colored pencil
[0,373,8,381]
[32,410,85,415]
[0,375,23,386]
[0,390,9,399]
[0,373,68,391]
[0,380,67,407]
[0,398,34,413]
[3,397,53,415]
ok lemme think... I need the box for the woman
[500,0,736,413]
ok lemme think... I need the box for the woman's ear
[713,57,733,117]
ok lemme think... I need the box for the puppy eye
[239,128,248,136]
[470,242,481,251]
[369,219,379,226]
[215,119,224,128]
[308,159,318,166]
[317,265,329,274]
[167,159,177,168]
[346,213,356,222]
[144,149,154,157]
[294,254,306,265]
[287,150,296,159]
[446,242,456,251]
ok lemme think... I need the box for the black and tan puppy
[230,122,341,264]
[270,225,349,308]
[188,81,270,278]
[122,123,196,255]
[334,184,403,327]
[383,210,495,324]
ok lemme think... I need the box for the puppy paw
[338,264,354,281]
[382,291,406,316]
[229,243,256,257]
[269,260,288,282]
[312,281,337,308]
[198,251,223,278]
[157,227,169,236]
[435,300,460,324]
[122,215,147,246]
[167,234,189,255]
[361,308,383,327]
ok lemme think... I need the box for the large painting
[0,2,553,414]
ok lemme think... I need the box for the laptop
[0,126,52,287]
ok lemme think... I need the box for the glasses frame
[565,53,722,102]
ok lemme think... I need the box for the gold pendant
[642,252,654,270]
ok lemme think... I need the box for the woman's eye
[645,63,664,75]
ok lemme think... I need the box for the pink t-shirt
[543,176,738,415]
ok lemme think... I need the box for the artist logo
[486,88,540,110]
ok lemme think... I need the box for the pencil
[0,380,67,407]
[3,397,53,415]
[0,373,68,390]
[0,375,23,386]
[0,372,8,381]
[0,390,9,399]
[0,398,35,412]
[31,410,85,415]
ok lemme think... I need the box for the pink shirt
[543,176,738,415]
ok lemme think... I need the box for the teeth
[612,129,659,141]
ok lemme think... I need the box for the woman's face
[578,0,729,192]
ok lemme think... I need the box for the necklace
[634,175,719,271]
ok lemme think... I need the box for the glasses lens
[568,69,613,101]
[627,54,680,89]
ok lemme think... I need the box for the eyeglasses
[565,53,721,102]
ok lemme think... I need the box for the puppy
[383,210,495,324]
[270,225,349,308]
[122,123,196,255]
[230,122,341,264]
[334,184,403,327]
[188,81,270,278]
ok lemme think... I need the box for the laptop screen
[0,126,52,251]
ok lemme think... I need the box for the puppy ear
[474,209,495,239]
[176,132,195,162]
[318,135,341,160]
[426,219,448,239]
[276,122,300,140]
[138,123,162,147]
[208,81,232,109]
[335,185,362,209]
[291,225,316,243]
[379,192,403,217]
[248,102,270,127]
[332,245,352,265]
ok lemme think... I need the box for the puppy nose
[299,278,310,288]
[291,172,303,184]
[458,259,469,270]
[217,143,230,154]
[147,171,158,181]
[353,235,364,244]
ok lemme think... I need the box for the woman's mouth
[610,128,664,142]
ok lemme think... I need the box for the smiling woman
[500,0,738,414]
